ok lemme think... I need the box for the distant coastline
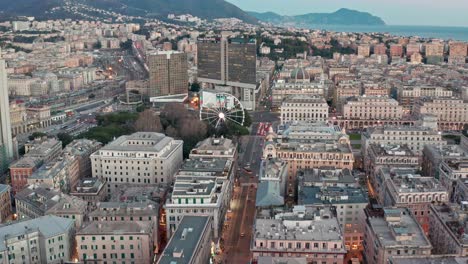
[303,24,468,41]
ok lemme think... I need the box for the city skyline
[227,0,468,27]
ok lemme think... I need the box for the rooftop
[178,158,232,178]
[277,121,347,141]
[170,176,223,199]
[89,200,159,218]
[275,141,352,154]
[431,203,468,245]
[282,95,327,104]
[0,215,74,251]
[71,178,106,194]
[367,208,431,249]
[369,144,416,157]
[0,184,10,194]
[257,257,308,264]
[299,168,356,186]
[189,137,236,158]
[78,221,152,235]
[63,139,102,156]
[97,132,181,154]
[9,157,42,169]
[24,137,61,157]
[389,173,446,194]
[299,186,368,205]
[109,185,166,204]
[389,256,468,264]
[16,184,87,214]
[424,144,468,160]
[256,181,284,208]
[254,206,344,243]
[260,158,287,181]
[158,216,211,264]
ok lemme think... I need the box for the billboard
[200,91,235,110]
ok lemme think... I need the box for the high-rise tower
[0,59,13,171]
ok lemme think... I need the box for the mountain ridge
[0,0,258,24]
[248,8,386,26]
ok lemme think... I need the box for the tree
[190,82,200,92]
[28,132,47,140]
[160,103,190,128]
[135,104,146,113]
[120,39,133,50]
[93,42,102,49]
[57,133,74,148]
[134,109,163,133]
[243,110,252,127]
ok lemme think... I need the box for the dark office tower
[197,37,257,110]
[148,51,188,97]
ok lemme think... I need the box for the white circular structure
[199,91,245,128]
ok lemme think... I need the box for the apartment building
[158,216,212,264]
[189,137,237,160]
[89,199,159,252]
[9,157,41,193]
[298,186,368,251]
[0,215,75,264]
[429,203,468,256]
[375,168,448,233]
[397,86,453,113]
[422,144,468,179]
[362,126,446,156]
[439,160,468,198]
[15,184,87,228]
[165,175,230,239]
[0,185,11,223]
[76,221,154,264]
[413,98,468,128]
[91,132,183,192]
[364,144,420,179]
[280,95,329,124]
[252,206,347,263]
[342,96,403,120]
[363,208,432,264]
[70,178,108,207]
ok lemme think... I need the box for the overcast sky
[226,0,468,27]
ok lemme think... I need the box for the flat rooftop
[179,158,232,175]
[98,132,180,154]
[275,141,352,154]
[431,203,468,245]
[299,186,368,205]
[369,144,416,157]
[158,216,211,264]
[367,208,431,248]
[254,207,344,242]
[71,178,106,194]
[299,168,356,186]
[78,221,152,235]
[190,137,235,156]
[389,256,468,264]
[171,176,223,198]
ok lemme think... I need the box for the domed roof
[290,67,310,83]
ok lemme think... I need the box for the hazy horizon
[226,0,468,27]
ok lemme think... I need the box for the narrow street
[218,128,266,263]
